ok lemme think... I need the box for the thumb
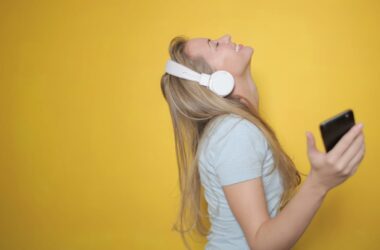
[306,131,319,156]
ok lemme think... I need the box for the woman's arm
[223,175,326,250]
[222,123,365,250]
[255,176,327,250]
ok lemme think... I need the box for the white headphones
[165,59,235,97]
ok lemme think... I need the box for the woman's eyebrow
[207,39,211,48]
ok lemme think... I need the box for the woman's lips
[234,43,245,52]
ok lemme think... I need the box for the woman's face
[184,34,254,76]
[184,34,259,111]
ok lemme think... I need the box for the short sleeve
[211,118,267,186]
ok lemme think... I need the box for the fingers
[348,139,366,172]
[349,146,364,176]
[348,146,365,176]
[336,132,364,170]
[328,123,364,161]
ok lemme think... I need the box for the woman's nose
[218,34,232,43]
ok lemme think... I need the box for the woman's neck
[233,67,260,113]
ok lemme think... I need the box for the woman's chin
[245,46,254,54]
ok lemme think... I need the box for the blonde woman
[160,34,366,250]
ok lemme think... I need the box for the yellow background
[0,0,379,249]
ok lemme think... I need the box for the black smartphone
[319,109,356,152]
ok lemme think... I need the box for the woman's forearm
[251,175,328,250]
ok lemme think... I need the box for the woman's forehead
[185,38,211,58]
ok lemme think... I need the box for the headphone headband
[164,59,234,97]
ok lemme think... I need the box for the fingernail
[358,123,363,129]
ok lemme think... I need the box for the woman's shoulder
[198,113,268,164]
[209,113,263,138]
[202,113,267,149]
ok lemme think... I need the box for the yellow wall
[1,0,379,249]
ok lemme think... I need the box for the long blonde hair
[160,35,302,249]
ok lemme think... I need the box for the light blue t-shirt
[198,113,284,250]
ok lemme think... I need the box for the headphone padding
[209,71,235,97]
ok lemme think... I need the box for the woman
[160,34,365,250]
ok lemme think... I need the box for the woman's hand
[305,123,366,193]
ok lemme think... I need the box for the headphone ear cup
[209,71,235,97]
